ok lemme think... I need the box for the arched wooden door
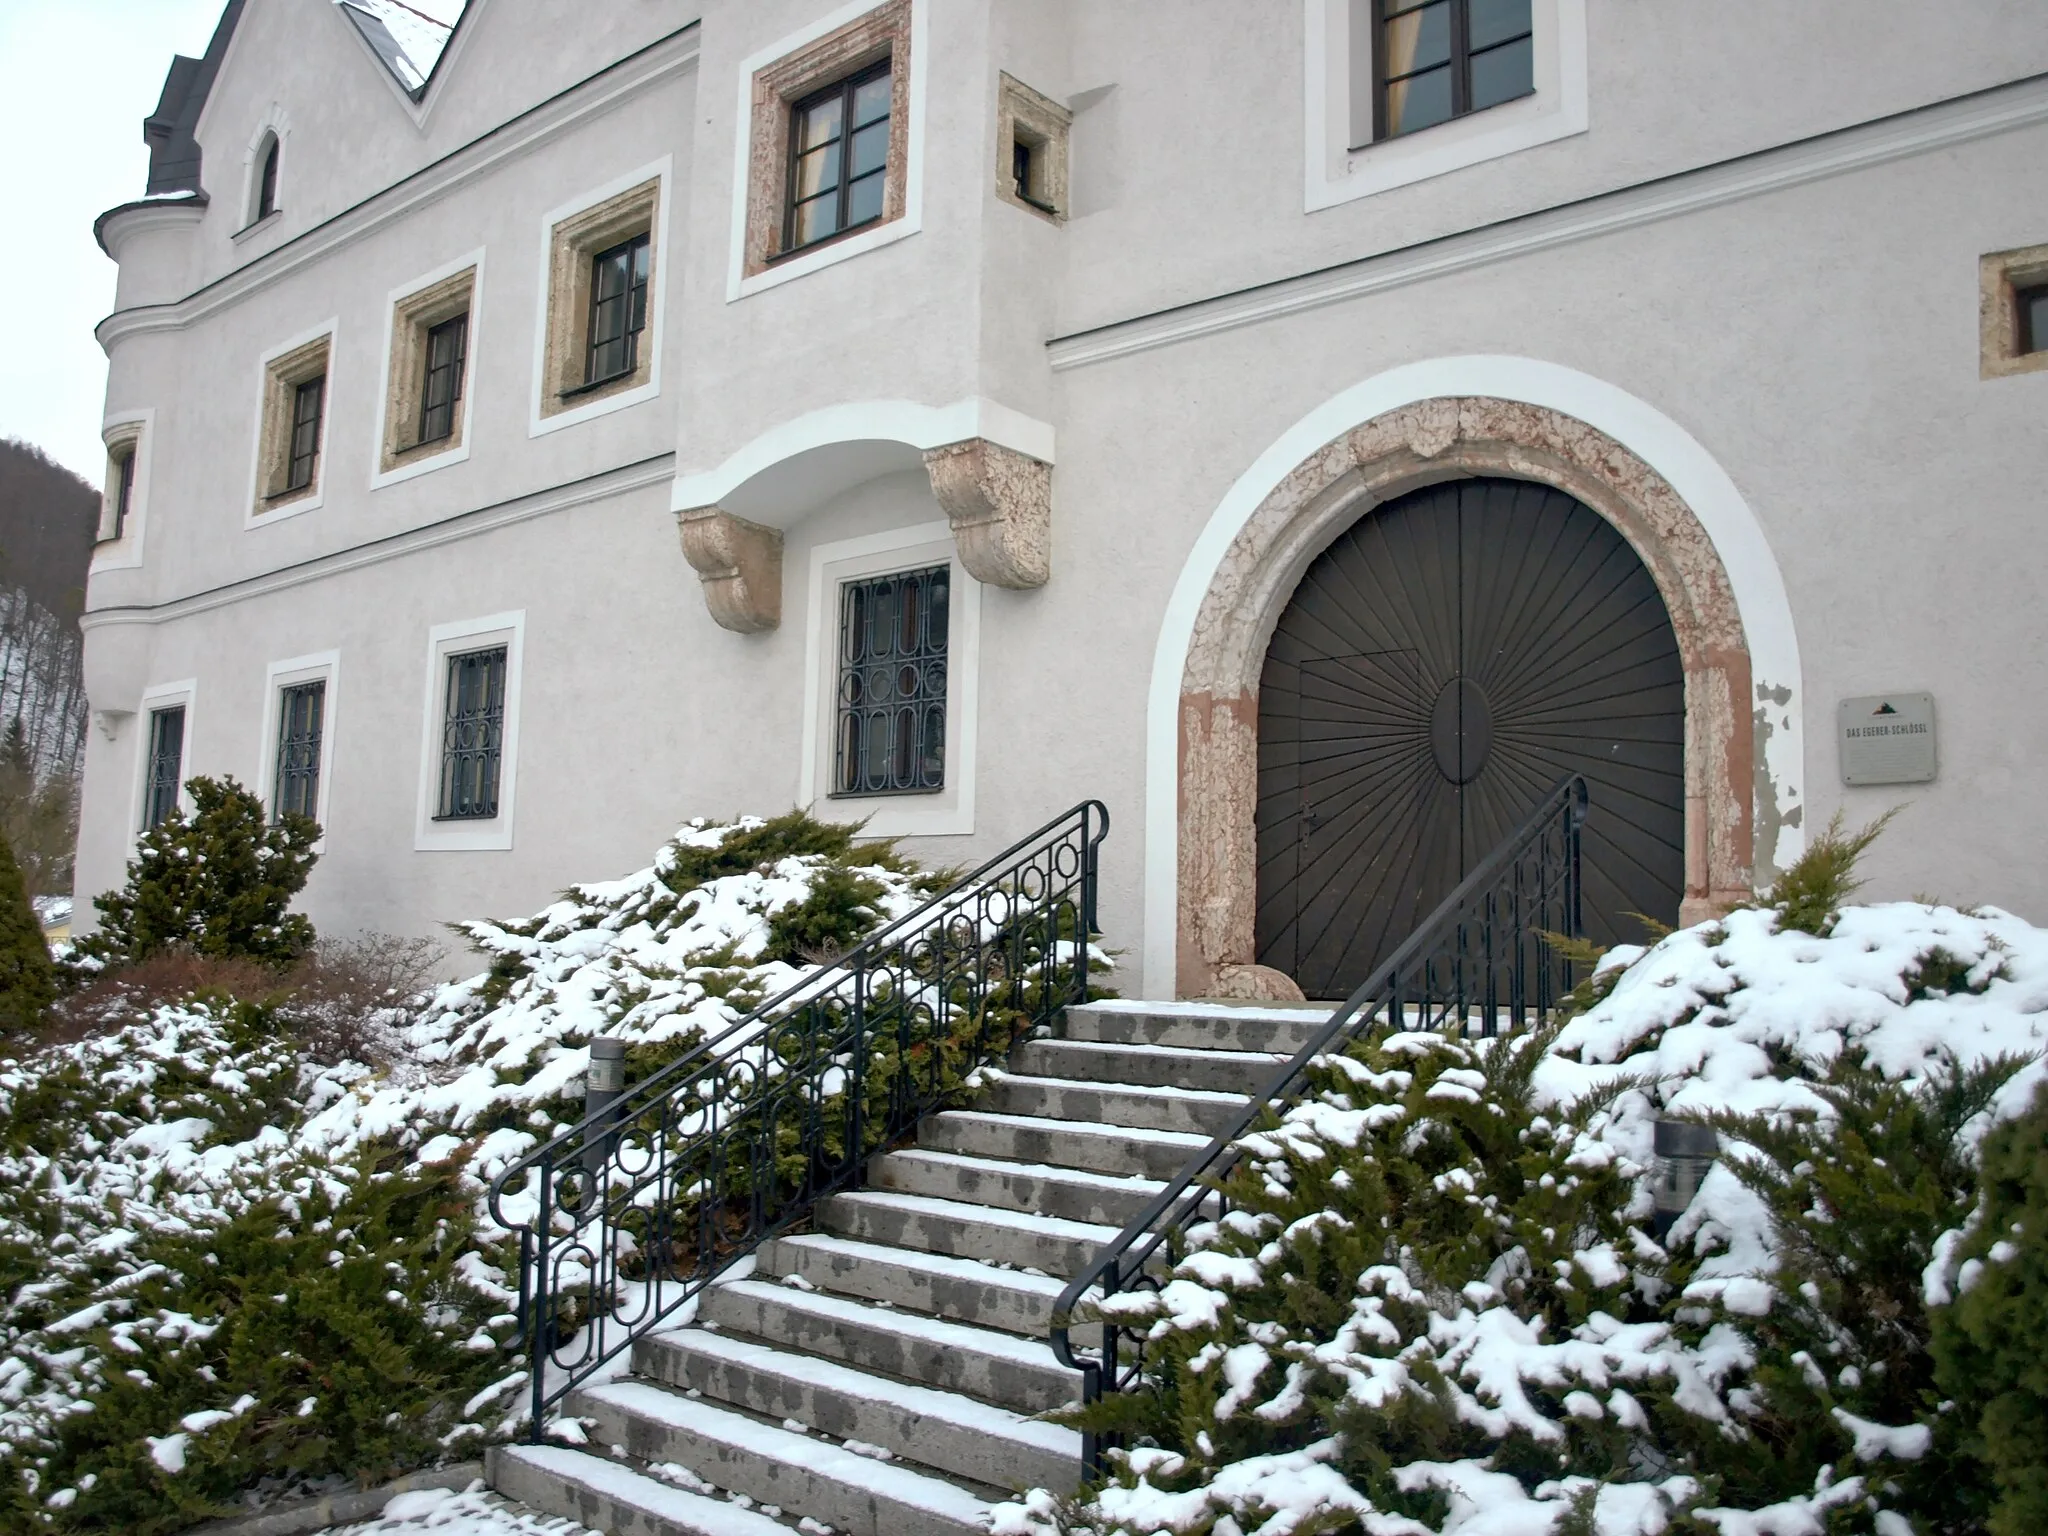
[1255,477,1684,997]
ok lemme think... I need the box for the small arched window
[256,134,280,220]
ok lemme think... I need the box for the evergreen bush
[0,823,53,1035]
[80,776,318,968]
[1932,1080,2048,1536]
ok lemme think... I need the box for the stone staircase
[483,998,1325,1536]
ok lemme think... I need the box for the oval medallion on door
[1254,477,1685,997]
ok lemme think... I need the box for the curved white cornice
[96,200,208,263]
[95,24,698,356]
[670,398,1056,526]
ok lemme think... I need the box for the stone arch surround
[1174,395,1760,1000]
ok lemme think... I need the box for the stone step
[1009,1037,1288,1096]
[1061,999,1332,1054]
[569,1379,992,1536]
[869,1146,1166,1227]
[699,1278,1083,1415]
[487,1442,792,1536]
[635,1324,1083,1494]
[920,1109,1210,1181]
[977,1071,1251,1138]
[819,1188,1117,1277]
[758,1232,1091,1340]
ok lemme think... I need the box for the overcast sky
[0,1,241,488]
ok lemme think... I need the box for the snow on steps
[491,996,1321,1534]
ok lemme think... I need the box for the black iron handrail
[1049,776,1587,1478]
[491,800,1109,1432]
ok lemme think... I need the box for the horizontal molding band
[81,454,676,630]
[97,26,700,353]
[1048,71,2048,371]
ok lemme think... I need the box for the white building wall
[80,0,2048,991]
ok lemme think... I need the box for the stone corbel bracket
[922,438,1051,589]
[677,506,783,633]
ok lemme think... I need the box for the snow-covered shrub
[78,776,319,968]
[1932,1080,2048,1536]
[2,811,1059,1531]
[1015,895,2048,1536]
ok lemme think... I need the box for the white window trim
[799,522,978,837]
[526,157,673,438]
[238,105,291,233]
[370,247,487,489]
[92,408,153,573]
[131,678,198,838]
[724,0,929,302]
[245,316,340,528]
[414,610,525,851]
[258,650,340,850]
[1303,0,1587,213]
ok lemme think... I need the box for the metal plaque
[1838,692,1936,786]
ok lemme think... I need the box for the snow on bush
[0,813,939,1532]
[1007,898,2048,1536]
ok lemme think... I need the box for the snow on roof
[334,0,465,95]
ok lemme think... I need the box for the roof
[135,0,470,200]
[334,0,461,97]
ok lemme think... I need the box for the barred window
[834,565,947,796]
[273,680,325,823]
[419,313,468,445]
[286,375,325,492]
[437,646,507,820]
[144,705,185,830]
[585,233,651,386]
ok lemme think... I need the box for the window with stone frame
[996,72,1071,222]
[1981,243,2048,379]
[538,179,661,419]
[100,424,143,542]
[379,266,476,472]
[740,0,912,279]
[254,334,331,513]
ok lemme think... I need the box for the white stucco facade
[83,0,2048,995]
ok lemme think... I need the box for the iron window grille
[285,375,325,493]
[258,136,280,220]
[2018,283,2048,355]
[785,60,892,254]
[834,564,948,797]
[581,233,651,389]
[110,449,135,541]
[419,313,469,445]
[437,645,507,820]
[1373,0,1533,142]
[144,705,185,830]
[273,680,325,822]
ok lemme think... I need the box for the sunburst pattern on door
[1256,477,1684,998]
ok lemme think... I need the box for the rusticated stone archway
[1179,397,1754,1000]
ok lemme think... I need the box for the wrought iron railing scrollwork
[490,800,1109,1432]
[1049,775,1588,1478]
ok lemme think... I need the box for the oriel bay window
[584,233,650,387]
[273,680,326,822]
[437,646,507,819]
[144,705,185,830]
[1374,0,1534,141]
[835,565,948,796]
[786,62,892,252]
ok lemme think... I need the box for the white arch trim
[240,104,292,226]
[1140,355,1804,997]
[669,398,1055,521]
